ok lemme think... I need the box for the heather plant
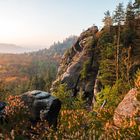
[0,94,140,139]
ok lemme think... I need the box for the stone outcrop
[52,19,140,107]
[113,88,140,127]
[21,90,61,128]
[52,26,100,105]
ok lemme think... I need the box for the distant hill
[32,35,77,56]
[0,36,77,54]
[0,43,31,54]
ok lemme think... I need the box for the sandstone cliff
[52,26,100,105]
[52,19,140,106]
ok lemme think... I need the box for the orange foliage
[4,77,18,82]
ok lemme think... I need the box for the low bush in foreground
[0,93,140,140]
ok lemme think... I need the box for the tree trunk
[116,24,121,80]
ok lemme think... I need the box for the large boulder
[21,90,61,128]
[113,88,140,127]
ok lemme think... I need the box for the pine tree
[103,10,112,27]
[113,3,125,25]
[133,0,140,18]
[122,2,136,81]
[98,32,116,86]
[125,1,135,24]
[113,3,125,80]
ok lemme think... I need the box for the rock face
[113,88,140,127]
[52,19,140,107]
[21,90,61,128]
[52,26,100,105]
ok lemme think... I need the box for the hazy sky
[0,0,133,48]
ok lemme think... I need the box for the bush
[80,60,91,80]
[0,93,140,139]
[52,84,85,109]
[95,79,130,109]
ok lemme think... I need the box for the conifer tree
[98,32,116,86]
[103,10,112,27]
[126,1,135,24]
[113,3,125,80]
[133,0,140,18]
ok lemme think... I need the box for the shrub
[0,93,140,139]
[95,79,130,109]
[52,84,85,110]
[80,60,91,80]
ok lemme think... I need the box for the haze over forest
[0,0,131,53]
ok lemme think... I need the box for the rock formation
[21,90,61,128]
[52,19,140,107]
[52,25,100,105]
[113,88,140,127]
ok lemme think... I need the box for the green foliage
[134,0,140,15]
[135,0,140,5]
[52,84,72,109]
[98,32,116,86]
[95,79,130,109]
[122,28,136,47]
[35,36,77,56]
[125,1,135,22]
[103,10,112,27]
[101,43,115,59]
[72,90,86,109]
[85,36,96,48]
[52,84,85,109]
[80,60,91,79]
[99,43,116,86]
[0,59,58,96]
[113,3,125,25]
[98,32,114,45]
[29,76,46,90]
